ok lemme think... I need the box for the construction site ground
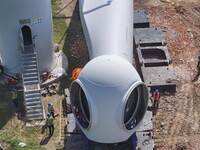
[135,0,200,149]
[1,0,200,150]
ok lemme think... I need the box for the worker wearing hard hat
[47,102,55,118]
[46,112,54,135]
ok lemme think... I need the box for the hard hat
[155,89,159,92]
[47,112,51,117]
[48,102,52,107]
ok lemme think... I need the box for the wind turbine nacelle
[70,55,148,143]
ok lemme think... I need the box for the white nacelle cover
[70,55,148,143]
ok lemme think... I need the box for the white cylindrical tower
[0,0,55,74]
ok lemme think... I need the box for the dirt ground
[134,0,200,149]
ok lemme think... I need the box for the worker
[47,102,55,118]
[152,89,160,116]
[11,88,18,107]
[192,55,200,82]
[46,112,54,135]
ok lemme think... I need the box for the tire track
[193,84,200,134]
[184,96,194,135]
[154,135,200,148]
[170,95,187,149]
[180,84,194,136]
[185,85,200,135]
[168,93,186,137]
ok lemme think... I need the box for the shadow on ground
[0,84,26,130]
[54,0,89,94]
[40,134,52,145]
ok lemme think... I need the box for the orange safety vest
[153,92,160,102]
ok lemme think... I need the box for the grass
[52,0,68,49]
[1,131,20,150]
[0,129,45,150]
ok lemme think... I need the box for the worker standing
[152,89,160,116]
[46,112,54,135]
[11,88,18,107]
[47,102,55,118]
[192,55,200,82]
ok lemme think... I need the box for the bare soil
[134,0,200,149]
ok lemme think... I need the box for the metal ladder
[21,48,43,120]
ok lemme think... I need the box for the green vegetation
[53,17,68,47]
[1,131,20,150]
[52,0,68,48]
[0,129,45,150]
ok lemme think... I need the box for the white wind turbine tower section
[0,0,55,74]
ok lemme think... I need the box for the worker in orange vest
[152,89,160,116]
